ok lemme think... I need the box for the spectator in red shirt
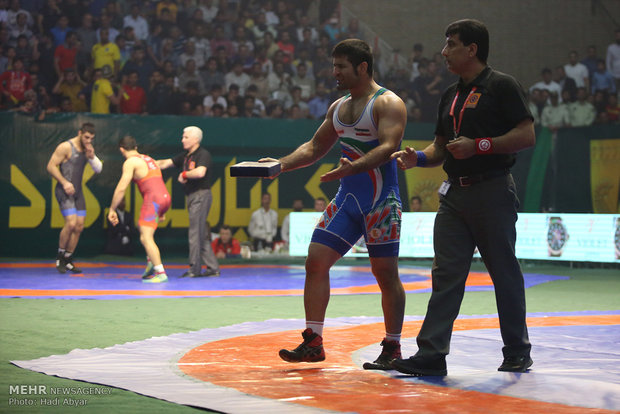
[211,225,241,259]
[0,57,32,107]
[54,30,79,77]
[120,70,146,114]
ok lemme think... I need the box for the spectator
[526,89,541,125]
[177,80,204,115]
[0,45,16,74]
[178,58,205,94]
[413,60,444,122]
[248,192,278,252]
[409,43,425,82]
[156,0,178,23]
[189,22,212,65]
[232,43,255,72]
[14,33,38,69]
[8,11,32,44]
[605,93,620,123]
[313,197,326,212]
[251,12,276,47]
[53,30,78,77]
[225,61,250,95]
[244,84,266,116]
[197,0,218,24]
[202,83,226,115]
[592,90,609,123]
[104,198,135,256]
[554,65,577,102]
[267,60,292,100]
[564,50,590,92]
[7,1,34,31]
[90,64,122,114]
[568,87,596,127]
[75,12,97,72]
[120,46,155,92]
[96,13,120,44]
[581,45,599,79]
[211,224,241,259]
[119,70,146,114]
[52,67,87,112]
[201,56,225,93]
[529,67,562,101]
[296,14,319,44]
[0,56,31,107]
[541,91,570,131]
[37,0,63,35]
[281,198,303,247]
[211,25,234,57]
[248,61,269,102]
[260,30,280,60]
[410,195,422,212]
[266,100,284,118]
[123,2,149,42]
[179,40,204,70]
[211,102,225,117]
[276,30,295,65]
[92,27,120,78]
[591,59,616,96]
[606,28,620,92]
[291,62,315,100]
[322,12,342,43]
[232,24,254,54]
[115,34,130,69]
[285,85,308,117]
[308,81,330,119]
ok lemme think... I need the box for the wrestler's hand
[84,142,95,159]
[258,157,282,179]
[108,210,119,226]
[446,136,475,159]
[178,172,188,184]
[390,146,418,170]
[62,181,76,196]
[320,157,354,182]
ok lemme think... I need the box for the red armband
[182,171,188,180]
[475,138,493,154]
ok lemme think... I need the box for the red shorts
[139,192,171,228]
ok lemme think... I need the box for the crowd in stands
[1,0,620,125]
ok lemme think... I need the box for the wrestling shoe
[200,268,220,277]
[391,354,447,376]
[362,339,401,370]
[63,256,82,274]
[142,272,168,283]
[498,355,533,372]
[279,328,326,363]
[181,270,198,278]
[142,261,154,277]
[55,252,67,274]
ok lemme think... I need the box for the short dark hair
[445,19,489,64]
[118,135,137,150]
[332,38,373,76]
[80,122,95,134]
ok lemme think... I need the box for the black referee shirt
[172,147,213,194]
[435,66,533,177]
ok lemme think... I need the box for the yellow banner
[590,139,620,213]
[400,140,447,212]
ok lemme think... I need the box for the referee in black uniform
[157,126,220,277]
[391,19,535,375]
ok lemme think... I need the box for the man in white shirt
[123,3,149,42]
[564,50,590,92]
[606,28,620,92]
[530,67,562,102]
[248,192,278,252]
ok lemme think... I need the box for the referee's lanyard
[449,86,477,139]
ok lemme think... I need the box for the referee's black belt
[448,169,509,187]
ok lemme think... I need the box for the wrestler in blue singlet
[54,140,88,217]
[311,88,402,257]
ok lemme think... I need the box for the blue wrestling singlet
[311,87,402,257]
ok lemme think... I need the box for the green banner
[1,112,619,257]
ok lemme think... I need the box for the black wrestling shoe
[498,355,533,372]
[363,339,401,370]
[55,252,67,274]
[63,256,82,274]
[279,328,326,363]
[391,355,447,376]
[180,271,198,278]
